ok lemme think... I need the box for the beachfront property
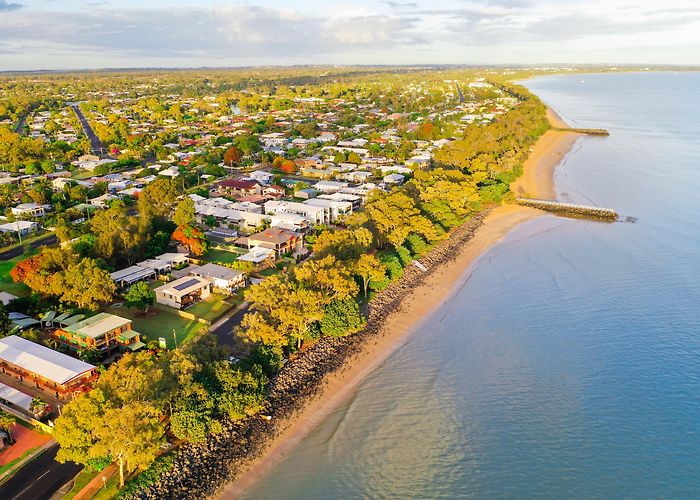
[52,313,146,355]
[235,227,304,256]
[0,335,97,400]
[188,262,247,293]
[155,275,211,309]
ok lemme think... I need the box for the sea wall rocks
[132,211,490,500]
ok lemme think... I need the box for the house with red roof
[216,179,262,197]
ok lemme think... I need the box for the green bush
[320,298,365,337]
[395,246,412,267]
[405,234,428,256]
[379,252,403,280]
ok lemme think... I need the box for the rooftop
[65,312,132,339]
[0,335,95,385]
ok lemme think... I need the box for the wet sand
[220,109,582,498]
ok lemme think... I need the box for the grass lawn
[109,306,202,349]
[0,256,31,297]
[62,468,100,500]
[0,447,38,476]
[186,294,242,322]
[201,248,242,265]
[92,472,120,500]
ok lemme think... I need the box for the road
[69,104,106,155]
[454,82,465,103]
[13,114,27,135]
[0,444,82,500]
[0,234,57,260]
[210,302,250,348]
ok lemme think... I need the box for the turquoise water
[241,72,700,499]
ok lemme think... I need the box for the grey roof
[191,262,245,281]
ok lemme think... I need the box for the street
[0,234,57,260]
[0,444,82,500]
[210,302,250,348]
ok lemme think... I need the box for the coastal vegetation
[0,66,555,497]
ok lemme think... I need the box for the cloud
[383,1,418,8]
[0,0,699,69]
[0,0,22,12]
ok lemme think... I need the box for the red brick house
[217,179,262,197]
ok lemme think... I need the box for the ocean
[240,72,700,499]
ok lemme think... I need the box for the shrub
[379,252,403,280]
[405,234,428,256]
[320,298,365,337]
[395,246,412,267]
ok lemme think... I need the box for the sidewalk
[72,464,118,500]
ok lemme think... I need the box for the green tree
[354,254,387,296]
[124,281,155,312]
[0,411,16,443]
[320,298,365,337]
[173,197,196,227]
[91,402,163,487]
[61,259,116,310]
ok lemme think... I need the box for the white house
[383,173,405,184]
[264,200,327,225]
[312,180,349,194]
[188,263,247,293]
[11,203,47,218]
[304,198,353,222]
[0,220,39,236]
[248,170,275,185]
[154,276,211,309]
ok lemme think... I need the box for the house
[206,227,239,244]
[237,247,276,271]
[53,313,145,355]
[248,170,275,185]
[155,275,211,309]
[0,220,39,236]
[89,193,118,208]
[313,180,348,194]
[188,263,247,292]
[294,188,317,200]
[264,200,327,225]
[216,179,262,197]
[383,173,406,184]
[263,185,286,199]
[304,198,353,221]
[11,203,47,218]
[0,335,97,400]
[110,265,157,288]
[236,227,303,256]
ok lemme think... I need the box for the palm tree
[0,412,16,444]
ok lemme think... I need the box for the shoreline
[218,109,584,498]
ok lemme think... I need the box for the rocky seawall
[132,210,490,499]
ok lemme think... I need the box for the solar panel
[173,278,201,291]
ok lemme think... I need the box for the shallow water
[241,72,700,499]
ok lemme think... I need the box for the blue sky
[1,0,699,70]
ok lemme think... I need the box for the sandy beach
[220,110,582,499]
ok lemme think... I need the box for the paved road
[0,444,82,500]
[454,82,465,103]
[0,234,57,261]
[210,302,250,348]
[13,114,28,135]
[69,104,106,155]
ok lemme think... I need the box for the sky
[1,0,699,70]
